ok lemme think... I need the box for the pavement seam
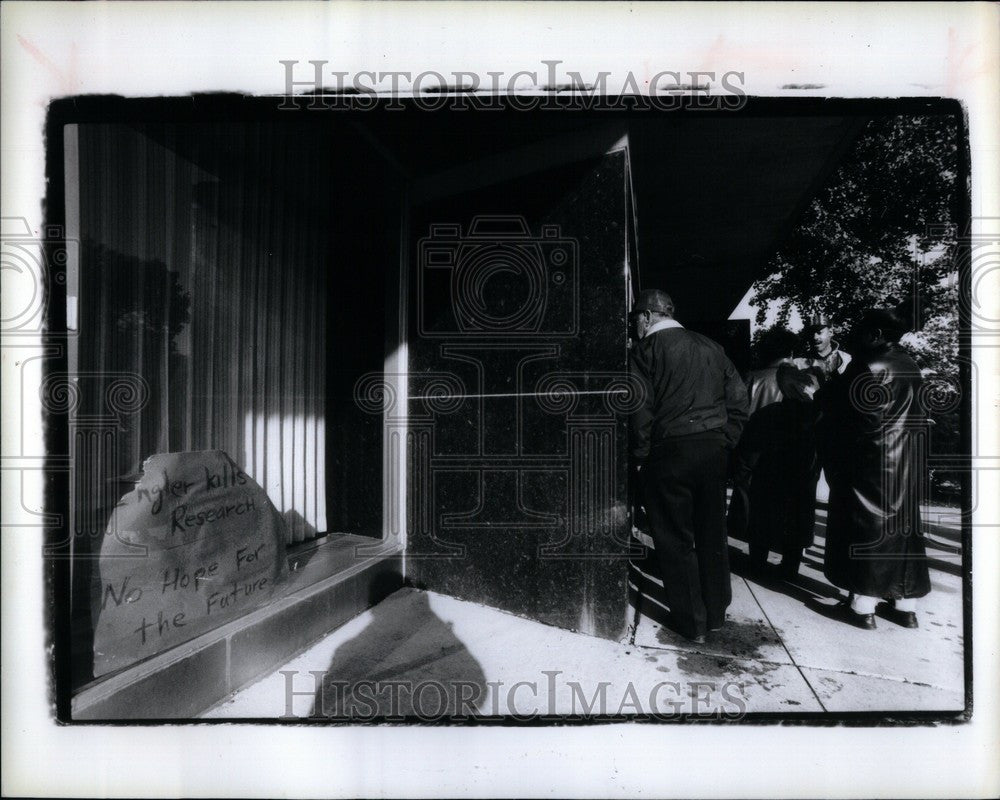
[741,575,829,712]
[782,662,963,694]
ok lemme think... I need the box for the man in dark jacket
[823,307,931,630]
[629,289,749,642]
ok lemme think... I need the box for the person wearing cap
[822,306,931,630]
[797,312,853,382]
[776,313,853,409]
[759,312,853,578]
[629,289,749,643]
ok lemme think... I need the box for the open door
[400,125,641,640]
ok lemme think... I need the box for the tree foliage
[753,114,959,333]
[751,114,962,497]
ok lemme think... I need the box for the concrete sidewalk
[204,519,964,719]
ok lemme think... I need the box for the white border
[2,2,998,798]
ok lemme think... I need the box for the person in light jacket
[727,327,819,578]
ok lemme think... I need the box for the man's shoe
[893,611,918,629]
[748,558,769,576]
[850,611,877,630]
[879,604,919,629]
[666,613,708,643]
[748,562,776,585]
[675,625,707,644]
[840,604,876,630]
[778,559,801,580]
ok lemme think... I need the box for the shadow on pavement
[310,577,487,719]
[728,546,844,604]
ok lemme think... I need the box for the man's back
[629,327,749,459]
[627,311,747,641]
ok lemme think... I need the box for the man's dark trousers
[642,430,731,638]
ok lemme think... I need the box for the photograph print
[34,91,971,723]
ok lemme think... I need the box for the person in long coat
[823,308,932,630]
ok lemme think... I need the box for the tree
[751,114,962,499]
